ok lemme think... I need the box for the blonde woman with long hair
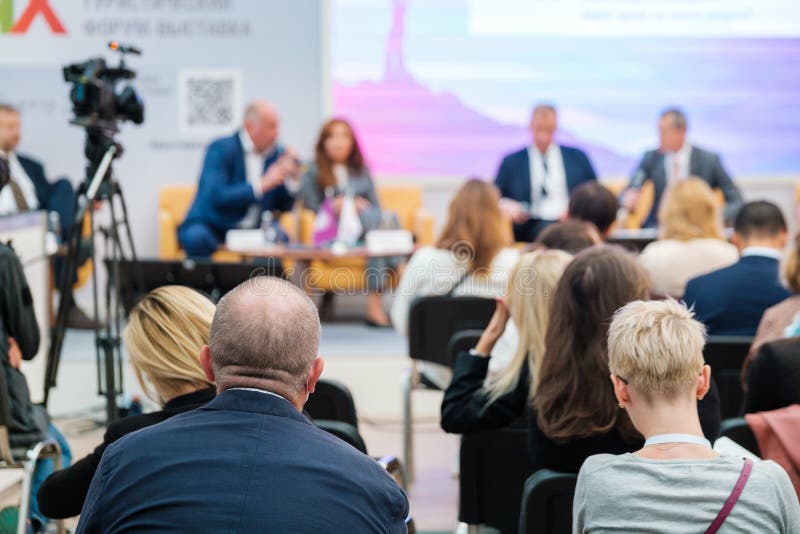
[440,249,571,433]
[37,286,216,520]
[639,177,738,297]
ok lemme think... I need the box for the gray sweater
[573,453,800,533]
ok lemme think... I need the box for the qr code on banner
[178,70,242,136]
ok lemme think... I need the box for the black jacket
[441,351,529,433]
[0,243,48,447]
[441,350,723,472]
[37,387,217,519]
[743,337,800,414]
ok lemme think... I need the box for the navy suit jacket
[683,255,791,336]
[494,145,597,221]
[180,132,295,234]
[76,389,409,534]
[16,155,51,208]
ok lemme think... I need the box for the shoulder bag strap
[705,458,754,534]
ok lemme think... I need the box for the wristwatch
[469,348,489,358]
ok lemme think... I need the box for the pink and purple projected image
[332,0,800,178]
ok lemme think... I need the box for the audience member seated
[742,337,800,414]
[178,100,301,257]
[638,178,738,297]
[300,118,402,326]
[76,277,408,533]
[683,200,791,336]
[750,233,800,355]
[440,250,572,433]
[495,104,597,242]
[620,107,743,227]
[391,179,518,336]
[530,246,720,473]
[37,286,216,519]
[0,243,71,531]
[533,219,601,255]
[567,181,618,238]
[574,299,800,533]
[0,103,93,329]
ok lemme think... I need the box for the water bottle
[261,211,278,246]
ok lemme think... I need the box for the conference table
[223,243,418,291]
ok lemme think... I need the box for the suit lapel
[519,149,532,203]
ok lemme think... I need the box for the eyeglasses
[614,374,629,385]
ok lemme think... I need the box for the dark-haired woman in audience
[37,286,217,519]
[300,118,400,326]
[440,249,572,432]
[574,299,799,533]
[638,178,737,298]
[530,246,720,473]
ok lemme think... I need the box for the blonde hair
[608,299,706,399]
[658,178,724,241]
[782,233,800,294]
[483,249,572,403]
[123,286,216,403]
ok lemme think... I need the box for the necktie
[540,157,549,199]
[7,179,29,211]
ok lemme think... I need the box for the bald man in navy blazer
[495,105,597,242]
[77,277,409,533]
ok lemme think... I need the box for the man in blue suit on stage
[178,100,301,257]
[495,104,597,242]
[76,276,409,533]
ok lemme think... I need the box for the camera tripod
[44,130,141,424]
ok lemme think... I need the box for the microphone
[108,41,142,55]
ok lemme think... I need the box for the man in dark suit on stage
[495,104,597,242]
[683,201,790,337]
[621,107,743,227]
[178,100,301,257]
[76,276,409,533]
[0,104,95,329]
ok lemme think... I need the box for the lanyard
[644,433,711,448]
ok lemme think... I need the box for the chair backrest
[519,469,579,534]
[376,185,423,233]
[447,330,484,365]
[305,379,359,429]
[704,336,753,419]
[159,185,196,225]
[458,427,534,534]
[314,420,368,455]
[719,417,761,457]
[408,296,496,367]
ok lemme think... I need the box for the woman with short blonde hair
[440,249,572,434]
[639,178,738,297]
[38,286,217,519]
[574,299,800,533]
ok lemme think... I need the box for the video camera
[63,41,144,133]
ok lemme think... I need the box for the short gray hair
[532,103,557,118]
[661,107,687,131]
[209,276,321,392]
